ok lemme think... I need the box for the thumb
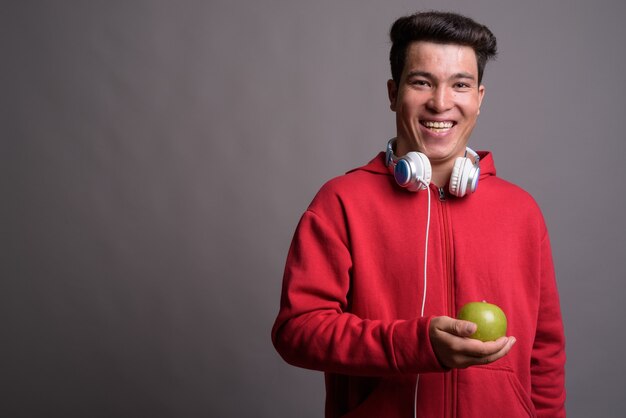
[450,319,477,337]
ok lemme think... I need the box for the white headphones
[385,138,481,197]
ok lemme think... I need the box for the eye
[454,82,472,89]
[409,79,431,88]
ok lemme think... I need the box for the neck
[430,161,454,188]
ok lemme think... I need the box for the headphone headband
[463,147,480,166]
[385,138,396,167]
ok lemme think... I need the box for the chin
[422,143,463,161]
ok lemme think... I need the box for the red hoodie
[272,151,566,417]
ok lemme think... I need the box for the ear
[477,84,485,115]
[387,79,398,111]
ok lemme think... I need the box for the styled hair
[389,11,497,85]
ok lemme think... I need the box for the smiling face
[388,41,485,181]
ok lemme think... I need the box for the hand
[429,316,516,369]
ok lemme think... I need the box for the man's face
[388,41,485,165]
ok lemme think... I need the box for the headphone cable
[414,182,431,418]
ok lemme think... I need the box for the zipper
[437,186,456,418]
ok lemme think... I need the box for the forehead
[403,41,478,77]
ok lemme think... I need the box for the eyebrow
[406,70,476,81]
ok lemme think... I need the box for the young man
[272,11,565,417]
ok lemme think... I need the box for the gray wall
[3,1,625,417]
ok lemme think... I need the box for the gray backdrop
[3,0,625,417]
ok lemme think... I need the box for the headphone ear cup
[412,152,432,190]
[394,151,432,191]
[449,157,471,197]
[449,156,480,197]
[467,164,480,194]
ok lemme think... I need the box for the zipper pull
[438,187,446,201]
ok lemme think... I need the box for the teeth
[423,121,454,129]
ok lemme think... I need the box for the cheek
[466,103,480,115]
[461,100,481,118]
[399,103,420,126]
[398,95,423,114]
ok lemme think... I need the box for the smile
[421,120,455,133]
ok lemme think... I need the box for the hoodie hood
[348,151,497,180]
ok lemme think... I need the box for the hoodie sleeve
[271,205,444,376]
[531,232,566,417]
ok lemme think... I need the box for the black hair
[389,11,497,85]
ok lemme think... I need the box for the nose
[427,86,453,113]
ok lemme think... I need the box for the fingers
[459,335,511,358]
[468,336,516,365]
[434,316,477,338]
[437,329,509,361]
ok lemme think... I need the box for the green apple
[457,301,507,342]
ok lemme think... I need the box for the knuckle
[476,345,490,357]
[481,355,493,365]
